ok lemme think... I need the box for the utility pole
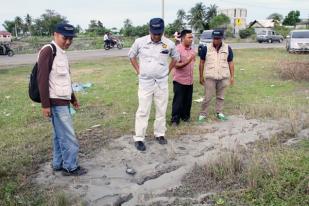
[161,0,165,20]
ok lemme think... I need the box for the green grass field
[0,48,308,205]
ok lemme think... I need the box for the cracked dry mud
[33,115,305,205]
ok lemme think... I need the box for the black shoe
[62,166,88,176]
[155,136,167,145]
[53,167,65,172]
[135,141,146,151]
[182,118,190,122]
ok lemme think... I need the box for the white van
[199,30,213,46]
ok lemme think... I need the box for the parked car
[199,30,214,46]
[256,30,283,43]
[286,30,309,53]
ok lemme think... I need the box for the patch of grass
[0,49,308,204]
[170,140,309,206]
[278,61,309,81]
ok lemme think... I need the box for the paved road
[0,42,285,68]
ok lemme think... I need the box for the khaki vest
[49,43,72,100]
[205,43,230,80]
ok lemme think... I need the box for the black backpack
[29,43,56,103]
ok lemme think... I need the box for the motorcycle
[104,38,123,50]
[0,43,14,57]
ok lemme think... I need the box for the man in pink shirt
[171,29,195,126]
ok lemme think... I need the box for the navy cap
[212,29,224,39]
[149,18,164,35]
[54,23,76,37]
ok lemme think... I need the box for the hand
[191,53,196,61]
[42,107,51,118]
[187,54,195,63]
[136,69,140,75]
[230,77,235,86]
[72,101,80,109]
[199,76,205,85]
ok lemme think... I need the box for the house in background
[0,31,12,42]
[296,19,309,29]
[218,8,247,36]
[248,20,276,34]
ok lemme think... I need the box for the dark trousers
[171,81,193,124]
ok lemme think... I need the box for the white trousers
[133,84,168,142]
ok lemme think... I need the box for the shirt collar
[146,35,163,45]
[179,43,192,50]
[52,40,65,53]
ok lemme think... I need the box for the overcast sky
[0,0,308,30]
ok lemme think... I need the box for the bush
[239,28,255,39]
[278,61,309,81]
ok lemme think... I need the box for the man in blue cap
[198,29,235,122]
[128,18,180,151]
[37,23,87,176]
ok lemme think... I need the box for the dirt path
[34,115,292,205]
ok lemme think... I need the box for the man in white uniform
[128,18,179,151]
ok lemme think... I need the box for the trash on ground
[194,97,204,103]
[69,107,76,115]
[72,82,93,92]
[91,124,101,128]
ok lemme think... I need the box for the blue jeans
[51,106,79,171]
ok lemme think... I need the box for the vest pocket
[54,84,71,97]
[55,62,69,76]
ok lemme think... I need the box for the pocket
[158,53,168,66]
[220,52,228,62]
[55,84,71,97]
[55,62,69,76]
[206,62,215,70]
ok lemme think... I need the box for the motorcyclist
[104,32,111,48]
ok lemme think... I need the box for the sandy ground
[33,115,307,206]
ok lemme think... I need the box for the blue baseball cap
[54,23,76,37]
[149,18,164,35]
[212,29,224,39]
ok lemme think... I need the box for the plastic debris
[72,82,93,92]
[91,124,101,128]
[194,97,204,103]
[69,107,76,115]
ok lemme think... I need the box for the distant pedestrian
[174,31,181,45]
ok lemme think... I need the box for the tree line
[2,3,304,39]
[3,3,229,38]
